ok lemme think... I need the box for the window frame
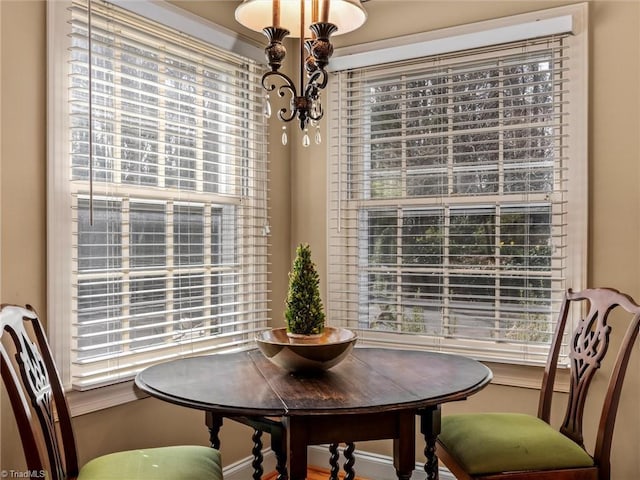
[327,3,588,370]
[47,0,267,413]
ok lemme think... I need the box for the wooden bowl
[255,327,357,373]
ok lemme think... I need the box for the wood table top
[135,347,492,417]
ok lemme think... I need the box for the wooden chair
[0,304,223,480]
[436,288,640,480]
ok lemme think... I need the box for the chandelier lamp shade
[235,0,367,146]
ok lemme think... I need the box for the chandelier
[235,0,367,146]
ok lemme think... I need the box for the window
[328,6,587,365]
[48,0,269,390]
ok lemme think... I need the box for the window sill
[66,380,148,417]
[486,361,570,393]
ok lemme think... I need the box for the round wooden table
[135,347,492,480]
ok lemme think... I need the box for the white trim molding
[66,381,146,417]
[109,0,264,63]
[331,3,587,71]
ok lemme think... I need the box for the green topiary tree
[285,243,325,335]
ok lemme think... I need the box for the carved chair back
[537,288,640,479]
[0,304,79,480]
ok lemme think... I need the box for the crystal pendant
[315,127,322,145]
[263,95,272,119]
[281,126,288,146]
[302,129,311,148]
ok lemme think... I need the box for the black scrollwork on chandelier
[262,22,335,133]
[236,0,367,147]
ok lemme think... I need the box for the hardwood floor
[262,466,369,480]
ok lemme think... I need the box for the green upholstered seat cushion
[439,413,594,475]
[77,445,222,480]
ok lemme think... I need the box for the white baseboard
[223,445,454,480]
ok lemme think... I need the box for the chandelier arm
[262,71,297,96]
[262,71,298,122]
[278,105,297,123]
[304,69,328,100]
[315,68,329,90]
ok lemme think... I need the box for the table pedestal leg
[231,416,289,479]
[286,418,308,480]
[329,443,340,480]
[420,405,441,480]
[343,442,356,480]
[205,411,223,449]
[271,423,288,480]
[251,429,264,480]
[393,410,416,480]
[328,442,357,480]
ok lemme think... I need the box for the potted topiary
[254,242,358,373]
[284,243,325,337]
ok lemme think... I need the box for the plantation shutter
[328,33,584,365]
[62,0,269,389]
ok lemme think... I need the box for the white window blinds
[328,33,586,365]
[50,0,269,390]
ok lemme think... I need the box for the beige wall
[1,0,640,478]
[1,0,48,472]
